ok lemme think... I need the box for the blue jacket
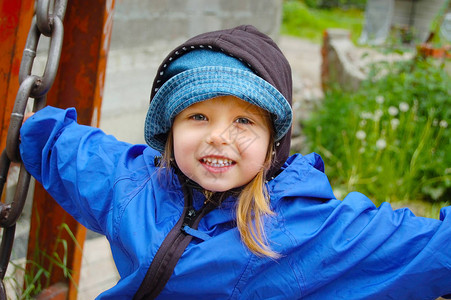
[20,106,451,299]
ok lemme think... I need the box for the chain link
[36,0,67,37]
[0,0,68,298]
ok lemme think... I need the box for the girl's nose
[206,124,232,145]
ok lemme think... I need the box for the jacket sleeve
[346,193,451,298]
[296,192,451,298]
[19,106,140,234]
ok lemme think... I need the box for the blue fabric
[160,49,252,81]
[145,50,292,152]
[20,106,451,299]
[182,225,212,241]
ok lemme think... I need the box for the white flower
[373,109,383,121]
[376,95,385,104]
[388,106,399,116]
[439,120,448,128]
[399,102,409,112]
[376,138,387,150]
[356,130,366,140]
[334,188,345,200]
[360,112,372,119]
[359,120,367,127]
[390,118,400,129]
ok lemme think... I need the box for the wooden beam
[0,0,35,150]
[25,0,115,299]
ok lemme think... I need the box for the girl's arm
[19,106,146,234]
[295,192,451,298]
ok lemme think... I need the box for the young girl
[20,25,451,299]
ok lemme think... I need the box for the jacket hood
[150,25,293,179]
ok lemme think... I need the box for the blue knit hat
[144,49,292,153]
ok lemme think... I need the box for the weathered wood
[23,0,115,299]
[0,0,35,151]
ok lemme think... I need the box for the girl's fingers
[23,112,35,124]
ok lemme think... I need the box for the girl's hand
[23,112,35,124]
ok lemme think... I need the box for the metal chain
[0,0,67,298]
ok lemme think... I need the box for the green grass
[281,1,364,43]
[302,59,451,214]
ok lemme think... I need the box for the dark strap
[133,184,217,300]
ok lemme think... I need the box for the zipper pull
[182,207,197,228]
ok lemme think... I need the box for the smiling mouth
[201,157,235,168]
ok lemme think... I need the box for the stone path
[278,35,324,151]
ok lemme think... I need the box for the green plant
[303,58,451,206]
[282,0,364,43]
[302,0,367,10]
[4,221,81,299]
[427,0,451,47]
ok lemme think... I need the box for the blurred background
[101,0,450,209]
[3,0,450,298]
[99,0,284,144]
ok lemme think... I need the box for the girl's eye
[235,117,252,125]
[190,114,207,121]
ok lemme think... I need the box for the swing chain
[0,0,67,298]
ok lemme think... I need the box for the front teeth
[202,157,233,167]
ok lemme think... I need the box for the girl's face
[172,96,271,192]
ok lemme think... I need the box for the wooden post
[22,0,115,299]
[0,0,35,150]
